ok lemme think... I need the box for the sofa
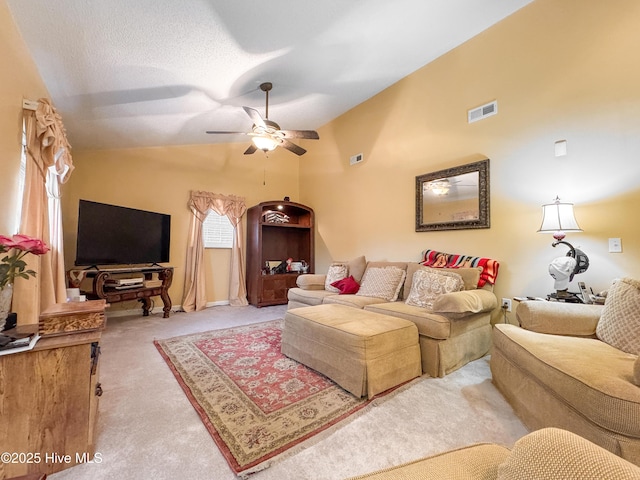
[287,251,499,377]
[491,279,640,466]
[347,427,640,479]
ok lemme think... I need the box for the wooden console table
[67,266,173,318]
[0,301,106,477]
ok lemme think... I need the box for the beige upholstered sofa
[347,427,640,479]
[288,253,499,377]
[491,287,640,466]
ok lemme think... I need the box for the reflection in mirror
[416,159,490,231]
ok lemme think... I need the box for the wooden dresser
[0,300,106,477]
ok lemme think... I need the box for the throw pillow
[596,277,640,355]
[356,266,406,302]
[325,264,348,293]
[634,357,640,387]
[331,256,367,283]
[405,269,464,309]
[331,275,360,295]
[406,264,481,292]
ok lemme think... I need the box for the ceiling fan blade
[280,130,319,140]
[243,106,267,129]
[244,144,258,155]
[206,130,249,135]
[281,139,307,156]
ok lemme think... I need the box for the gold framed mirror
[415,158,490,231]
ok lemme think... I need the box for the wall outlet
[502,298,512,312]
[349,153,364,165]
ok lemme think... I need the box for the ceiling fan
[206,82,319,156]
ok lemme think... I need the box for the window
[202,210,234,248]
[14,122,27,233]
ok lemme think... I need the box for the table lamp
[537,196,589,300]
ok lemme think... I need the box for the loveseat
[347,427,640,479]
[287,251,500,377]
[491,279,640,466]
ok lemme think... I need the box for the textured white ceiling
[6,0,533,150]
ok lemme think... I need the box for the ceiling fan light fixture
[426,180,451,196]
[207,82,318,156]
[252,135,278,151]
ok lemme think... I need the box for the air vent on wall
[468,100,498,123]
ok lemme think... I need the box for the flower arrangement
[0,234,50,289]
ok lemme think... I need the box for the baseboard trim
[206,300,230,307]
[105,300,230,317]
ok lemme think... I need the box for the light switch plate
[608,238,622,253]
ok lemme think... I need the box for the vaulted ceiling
[7,0,533,150]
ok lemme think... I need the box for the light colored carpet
[49,304,528,480]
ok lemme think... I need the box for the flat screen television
[75,200,171,266]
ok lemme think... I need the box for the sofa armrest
[497,427,640,479]
[296,274,327,290]
[431,289,498,318]
[515,301,603,337]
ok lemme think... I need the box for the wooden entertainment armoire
[246,200,314,307]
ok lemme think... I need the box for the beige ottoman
[282,304,422,398]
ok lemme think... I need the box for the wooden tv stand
[67,265,174,318]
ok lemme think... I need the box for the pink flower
[0,234,49,288]
[0,235,14,250]
[10,234,50,255]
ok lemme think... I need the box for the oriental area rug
[154,320,408,477]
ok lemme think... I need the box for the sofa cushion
[596,277,640,355]
[357,266,406,302]
[331,275,360,294]
[287,287,338,306]
[347,255,367,283]
[365,302,490,340]
[497,427,640,480]
[420,249,499,288]
[635,357,640,387]
[493,324,640,438]
[324,294,389,309]
[325,264,348,293]
[405,269,464,309]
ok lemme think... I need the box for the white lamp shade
[538,199,582,234]
[252,135,278,151]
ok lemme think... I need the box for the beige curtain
[14,99,74,325]
[182,191,248,311]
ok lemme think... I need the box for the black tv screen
[75,200,171,266]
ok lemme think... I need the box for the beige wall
[62,144,300,310]
[0,1,49,234]
[6,0,640,318]
[300,0,640,322]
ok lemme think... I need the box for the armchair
[491,294,640,465]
